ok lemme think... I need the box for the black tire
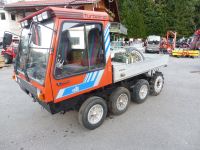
[132,79,149,104]
[150,72,164,96]
[4,54,12,64]
[78,96,107,130]
[108,87,130,115]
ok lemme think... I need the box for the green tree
[118,0,198,38]
[143,0,166,36]
[119,0,146,38]
[193,0,200,30]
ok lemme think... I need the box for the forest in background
[118,0,200,38]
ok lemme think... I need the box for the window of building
[0,13,6,20]
[55,22,105,79]
[11,14,16,21]
[71,37,80,46]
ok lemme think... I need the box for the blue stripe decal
[105,29,110,40]
[86,72,93,83]
[105,35,110,48]
[88,72,94,82]
[105,42,110,53]
[105,34,110,44]
[104,28,109,37]
[60,71,100,98]
[83,74,89,83]
[104,24,111,61]
[104,25,110,36]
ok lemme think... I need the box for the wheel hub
[116,93,129,111]
[139,85,148,99]
[88,104,104,125]
[154,76,163,93]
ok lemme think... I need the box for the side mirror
[3,32,13,49]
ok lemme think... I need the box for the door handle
[57,80,70,86]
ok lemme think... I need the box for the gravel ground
[0,56,200,150]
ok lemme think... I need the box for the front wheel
[150,72,164,96]
[78,96,107,130]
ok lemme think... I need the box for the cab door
[50,20,108,103]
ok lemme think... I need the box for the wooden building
[4,0,120,22]
[4,0,127,37]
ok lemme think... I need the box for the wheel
[150,72,164,96]
[78,96,107,130]
[4,54,12,64]
[132,79,149,104]
[108,87,130,115]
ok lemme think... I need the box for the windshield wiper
[23,32,32,82]
[32,21,56,32]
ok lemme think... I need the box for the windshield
[147,36,160,45]
[17,20,54,85]
[148,41,160,45]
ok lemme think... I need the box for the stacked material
[0,55,5,68]
[113,50,144,64]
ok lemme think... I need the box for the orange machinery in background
[160,31,177,54]
[172,29,200,57]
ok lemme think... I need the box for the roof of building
[4,0,100,10]
[4,0,120,22]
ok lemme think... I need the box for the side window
[55,22,105,79]
[11,14,16,21]
[85,24,104,69]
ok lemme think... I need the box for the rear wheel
[78,96,107,130]
[109,87,130,115]
[4,54,12,64]
[132,79,149,104]
[150,72,164,96]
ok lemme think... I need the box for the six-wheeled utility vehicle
[7,7,168,130]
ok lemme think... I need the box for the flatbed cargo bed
[112,54,169,83]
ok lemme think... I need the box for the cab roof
[20,7,109,22]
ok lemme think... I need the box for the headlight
[41,11,51,20]
[20,20,30,28]
[24,20,29,26]
[37,14,43,22]
[33,16,37,22]
[32,11,51,22]
[20,21,25,28]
